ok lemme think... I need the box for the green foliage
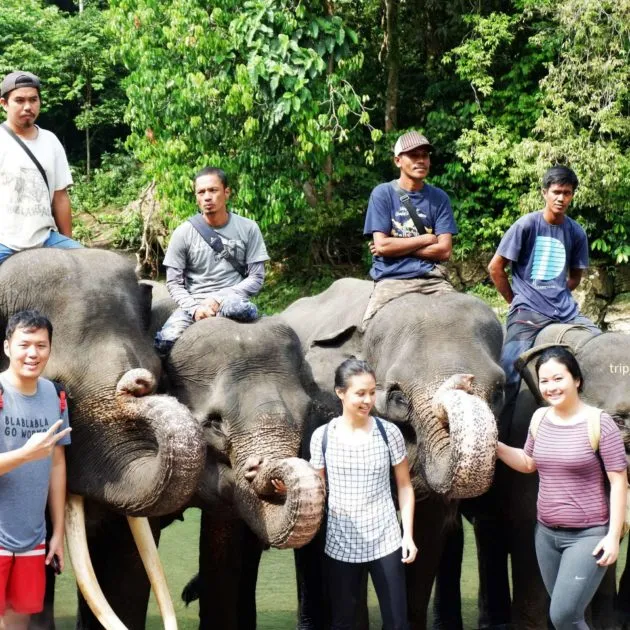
[108,0,381,266]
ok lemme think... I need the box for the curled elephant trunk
[67,369,205,517]
[418,375,498,499]
[234,457,326,549]
[66,495,177,630]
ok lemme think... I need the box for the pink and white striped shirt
[524,411,627,528]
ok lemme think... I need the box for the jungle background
[2,0,630,625]
[2,0,629,320]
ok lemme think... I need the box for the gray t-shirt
[0,375,71,553]
[163,213,270,299]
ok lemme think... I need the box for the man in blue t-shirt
[362,131,458,328]
[0,310,71,626]
[488,166,600,419]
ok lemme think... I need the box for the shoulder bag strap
[529,407,550,439]
[389,180,426,235]
[1,123,49,190]
[188,214,248,278]
[585,406,602,452]
[322,423,330,492]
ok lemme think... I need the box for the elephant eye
[388,387,409,409]
[203,413,223,428]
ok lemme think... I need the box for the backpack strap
[529,407,549,439]
[374,416,393,467]
[584,406,602,452]
[0,380,66,415]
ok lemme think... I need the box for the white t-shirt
[0,126,73,250]
[310,416,407,563]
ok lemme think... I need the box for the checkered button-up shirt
[310,416,407,563]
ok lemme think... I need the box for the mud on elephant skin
[280,277,505,630]
[152,306,328,629]
[457,325,630,630]
[0,248,206,629]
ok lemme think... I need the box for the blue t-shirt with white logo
[497,211,589,320]
[363,182,458,281]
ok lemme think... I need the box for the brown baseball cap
[393,130,433,156]
[1,71,41,98]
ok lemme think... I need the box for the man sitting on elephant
[488,165,600,428]
[155,166,269,355]
[361,130,458,329]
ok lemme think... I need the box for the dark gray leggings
[535,523,608,629]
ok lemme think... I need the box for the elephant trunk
[67,369,205,517]
[230,420,325,549]
[414,377,498,499]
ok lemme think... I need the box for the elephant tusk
[127,516,177,630]
[65,494,127,630]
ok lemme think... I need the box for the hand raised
[21,420,71,462]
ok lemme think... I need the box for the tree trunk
[384,0,399,132]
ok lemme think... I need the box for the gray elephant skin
[0,248,206,629]
[440,325,630,630]
[280,277,505,630]
[151,296,327,629]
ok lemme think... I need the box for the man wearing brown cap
[361,130,457,327]
[0,71,81,264]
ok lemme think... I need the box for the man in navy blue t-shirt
[362,131,458,327]
[488,166,600,420]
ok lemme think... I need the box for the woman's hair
[334,358,376,391]
[535,346,584,393]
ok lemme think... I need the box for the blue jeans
[0,231,82,264]
[535,523,608,630]
[154,296,259,356]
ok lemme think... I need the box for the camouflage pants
[361,267,455,330]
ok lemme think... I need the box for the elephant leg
[431,511,463,630]
[618,547,630,628]
[198,511,263,630]
[589,565,618,630]
[295,528,329,630]
[407,497,451,630]
[474,516,512,628]
[509,519,549,630]
[30,509,55,630]
[76,512,156,630]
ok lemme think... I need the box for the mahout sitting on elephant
[150,294,327,629]
[434,324,630,630]
[280,277,505,630]
[0,248,206,629]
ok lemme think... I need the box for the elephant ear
[515,342,571,405]
[311,324,357,348]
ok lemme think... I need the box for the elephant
[150,295,328,629]
[280,277,505,630]
[0,248,206,629]
[434,324,630,630]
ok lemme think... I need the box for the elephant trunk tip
[116,368,156,398]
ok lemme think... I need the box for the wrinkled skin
[152,300,327,629]
[0,249,206,629]
[280,278,504,630]
[436,325,630,630]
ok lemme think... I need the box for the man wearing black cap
[0,71,81,264]
[361,130,458,327]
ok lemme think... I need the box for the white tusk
[127,516,177,630]
[65,494,127,630]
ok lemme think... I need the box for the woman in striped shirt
[497,346,627,630]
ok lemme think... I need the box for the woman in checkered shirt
[309,358,417,630]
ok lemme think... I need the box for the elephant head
[165,316,326,549]
[281,278,504,500]
[362,291,503,498]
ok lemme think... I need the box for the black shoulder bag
[390,179,426,235]
[1,122,49,190]
[188,214,248,278]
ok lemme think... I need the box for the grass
[53,509,628,628]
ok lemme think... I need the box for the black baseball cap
[0,71,41,98]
